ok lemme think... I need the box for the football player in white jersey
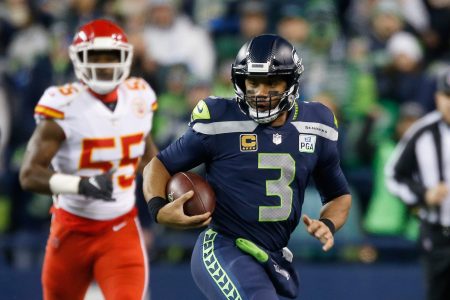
[20,19,157,300]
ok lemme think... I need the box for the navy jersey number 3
[144,34,351,300]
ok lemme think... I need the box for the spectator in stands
[296,0,348,103]
[4,0,52,147]
[364,102,424,239]
[1,1,55,243]
[418,0,450,63]
[215,0,269,66]
[152,64,190,148]
[368,0,405,69]
[376,31,435,111]
[64,0,103,34]
[142,0,215,86]
[276,3,310,48]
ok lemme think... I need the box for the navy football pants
[191,228,281,300]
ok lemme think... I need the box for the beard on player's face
[245,90,283,112]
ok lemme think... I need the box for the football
[166,172,216,216]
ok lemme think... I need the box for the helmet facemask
[69,38,133,94]
[234,70,302,124]
[242,77,298,123]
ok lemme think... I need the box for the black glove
[78,171,115,201]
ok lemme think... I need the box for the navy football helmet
[231,34,304,123]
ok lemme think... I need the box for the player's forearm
[137,134,159,174]
[142,157,170,202]
[20,165,85,196]
[20,120,67,195]
[319,194,352,232]
[19,164,55,194]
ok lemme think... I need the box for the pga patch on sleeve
[299,134,316,153]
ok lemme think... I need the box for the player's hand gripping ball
[166,172,216,216]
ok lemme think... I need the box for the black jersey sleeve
[310,103,350,203]
[157,128,211,175]
[313,139,350,204]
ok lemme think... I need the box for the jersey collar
[88,88,118,103]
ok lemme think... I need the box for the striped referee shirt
[385,111,450,226]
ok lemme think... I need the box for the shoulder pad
[291,101,339,141]
[122,77,157,111]
[124,77,152,92]
[302,101,338,129]
[34,83,82,119]
[190,96,231,124]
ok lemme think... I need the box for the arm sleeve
[157,127,212,175]
[313,138,350,204]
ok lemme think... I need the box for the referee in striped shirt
[386,68,450,300]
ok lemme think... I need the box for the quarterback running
[143,34,351,299]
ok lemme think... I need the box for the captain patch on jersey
[240,134,258,151]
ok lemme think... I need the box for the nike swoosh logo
[197,106,204,113]
[112,221,127,232]
[88,177,101,190]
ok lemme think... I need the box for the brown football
[166,172,216,216]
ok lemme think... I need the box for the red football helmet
[69,19,133,94]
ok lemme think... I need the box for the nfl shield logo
[273,133,282,145]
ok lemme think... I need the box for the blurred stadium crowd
[0,0,450,270]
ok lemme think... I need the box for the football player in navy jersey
[143,34,351,299]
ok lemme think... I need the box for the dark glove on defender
[78,171,115,201]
